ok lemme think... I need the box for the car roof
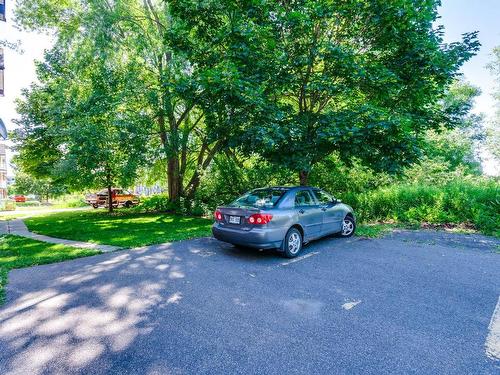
[256,186,319,191]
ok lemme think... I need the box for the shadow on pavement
[0,242,192,374]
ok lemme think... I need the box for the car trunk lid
[217,206,261,230]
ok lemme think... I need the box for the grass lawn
[0,235,100,304]
[355,223,399,238]
[355,222,489,238]
[355,223,425,238]
[25,210,213,248]
[24,209,477,247]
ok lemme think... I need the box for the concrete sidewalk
[0,218,121,253]
[0,221,8,236]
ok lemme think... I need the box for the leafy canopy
[233,0,479,180]
[13,6,150,192]
[11,0,481,192]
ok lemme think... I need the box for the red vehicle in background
[12,195,26,203]
[85,188,139,209]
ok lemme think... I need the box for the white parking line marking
[486,296,500,361]
[342,300,361,310]
[281,252,320,266]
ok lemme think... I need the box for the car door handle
[299,209,305,214]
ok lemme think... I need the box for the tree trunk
[185,172,201,199]
[107,184,113,213]
[167,157,181,203]
[157,113,181,203]
[184,139,225,199]
[299,170,309,186]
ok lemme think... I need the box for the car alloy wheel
[288,232,301,254]
[341,217,355,237]
[282,228,303,258]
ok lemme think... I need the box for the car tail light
[214,210,223,221]
[247,213,273,225]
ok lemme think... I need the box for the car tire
[92,204,98,209]
[124,201,132,208]
[340,216,356,237]
[281,227,303,258]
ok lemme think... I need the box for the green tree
[418,79,484,176]
[487,46,500,165]
[14,0,273,203]
[235,0,479,184]
[13,0,482,198]
[9,172,67,202]
[13,26,149,212]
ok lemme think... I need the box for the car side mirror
[332,199,341,204]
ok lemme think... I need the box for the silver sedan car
[212,186,356,257]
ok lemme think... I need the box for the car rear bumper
[212,224,284,250]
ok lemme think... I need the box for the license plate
[229,216,241,224]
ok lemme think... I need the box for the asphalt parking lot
[0,230,499,374]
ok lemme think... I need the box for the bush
[135,155,499,237]
[136,193,174,212]
[135,194,211,217]
[62,198,87,208]
[309,154,392,196]
[342,180,499,236]
[0,200,16,211]
[50,194,88,208]
[15,201,42,207]
[195,154,295,212]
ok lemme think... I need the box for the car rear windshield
[229,188,288,208]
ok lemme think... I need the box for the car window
[294,190,315,206]
[313,189,334,205]
[230,188,288,208]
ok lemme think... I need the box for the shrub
[15,201,42,207]
[136,194,210,217]
[0,200,16,211]
[341,180,499,236]
[136,166,499,237]
[195,154,295,212]
[310,154,392,196]
[136,194,174,212]
[63,198,87,208]
[50,194,88,208]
